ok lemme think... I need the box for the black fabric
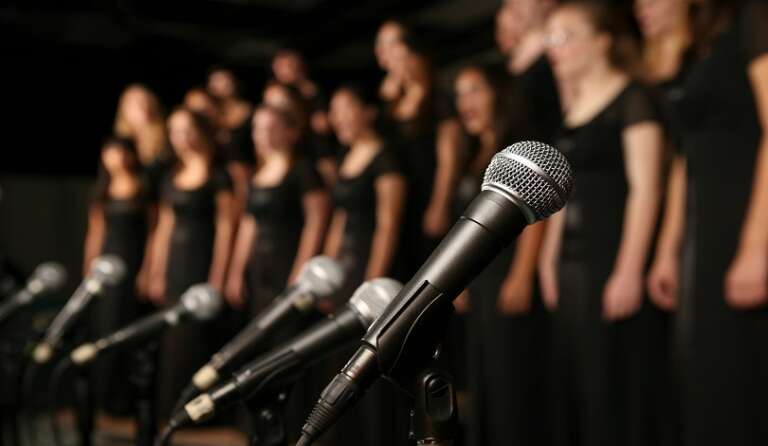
[221,119,256,165]
[154,166,232,421]
[515,56,564,145]
[675,2,768,445]
[550,81,663,446]
[242,158,325,443]
[89,190,149,416]
[328,144,410,446]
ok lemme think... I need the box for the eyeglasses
[544,29,591,48]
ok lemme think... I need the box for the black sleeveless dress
[155,167,233,421]
[329,146,411,446]
[90,191,149,415]
[674,3,768,445]
[551,82,662,446]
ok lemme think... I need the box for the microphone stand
[409,368,458,446]
[131,340,159,446]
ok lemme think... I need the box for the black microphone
[32,255,126,364]
[189,256,345,392]
[68,284,222,366]
[0,262,67,325]
[299,141,575,444]
[165,278,401,433]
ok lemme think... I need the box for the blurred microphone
[299,141,574,445]
[164,278,401,434]
[189,256,344,393]
[69,284,222,366]
[32,255,126,364]
[0,262,67,325]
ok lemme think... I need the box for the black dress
[674,3,768,445]
[329,146,411,446]
[90,190,148,415]
[242,158,326,441]
[458,133,547,446]
[551,82,662,446]
[515,56,564,145]
[155,167,232,421]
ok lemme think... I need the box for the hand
[539,263,559,311]
[453,289,470,314]
[135,267,150,300]
[146,276,166,306]
[647,253,679,311]
[423,206,451,238]
[724,247,768,309]
[497,275,533,315]
[224,277,245,309]
[602,267,644,321]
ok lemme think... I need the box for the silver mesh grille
[33,262,67,290]
[482,141,574,222]
[89,255,127,286]
[298,256,345,298]
[181,284,222,321]
[349,278,402,327]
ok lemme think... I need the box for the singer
[539,1,665,445]
[82,137,152,417]
[147,107,236,422]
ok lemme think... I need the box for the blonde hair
[113,84,167,166]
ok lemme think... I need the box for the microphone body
[168,278,401,429]
[69,284,222,366]
[190,256,344,391]
[0,262,67,325]
[300,141,575,443]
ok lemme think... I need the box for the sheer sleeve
[742,1,768,63]
[622,84,662,128]
[372,147,403,178]
[298,159,325,193]
[211,166,234,193]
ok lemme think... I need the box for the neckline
[337,148,384,181]
[564,81,633,131]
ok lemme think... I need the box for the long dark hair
[562,0,640,75]
[92,136,144,204]
[691,0,741,57]
[169,107,220,164]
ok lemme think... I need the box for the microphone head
[296,256,345,299]
[89,255,127,286]
[482,141,574,223]
[348,278,402,327]
[180,284,222,321]
[30,262,67,292]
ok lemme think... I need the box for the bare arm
[136,203,159,298]
[538,209,566,310]
[227,161,252,223]
[424,118,462,237]
[497,222,545,314]
[365,174,406,280]
[83,204,105,276]
[647,156,686,310]
[289,190,331,284]
[224,215,257,308]
[147,204,175,303]
[323,210,347,259]
[724,55,768,307]
[603,121,664,320]
[209,191,235,291]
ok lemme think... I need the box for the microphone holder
[245,389,290,446]
[130,340,159,446]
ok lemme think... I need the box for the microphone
[189,256,344,392]
[164,278,401,433]
[0,262,67,325]
[69,284,222,366]
[299,141,575,444]
[32,255,126,364]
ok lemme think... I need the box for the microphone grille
[348,278,402,327]
[89,255,127,286]
[297,256,345,298]
[181,284,223,321]
[33,262,67,291]
[482,141,574,222]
